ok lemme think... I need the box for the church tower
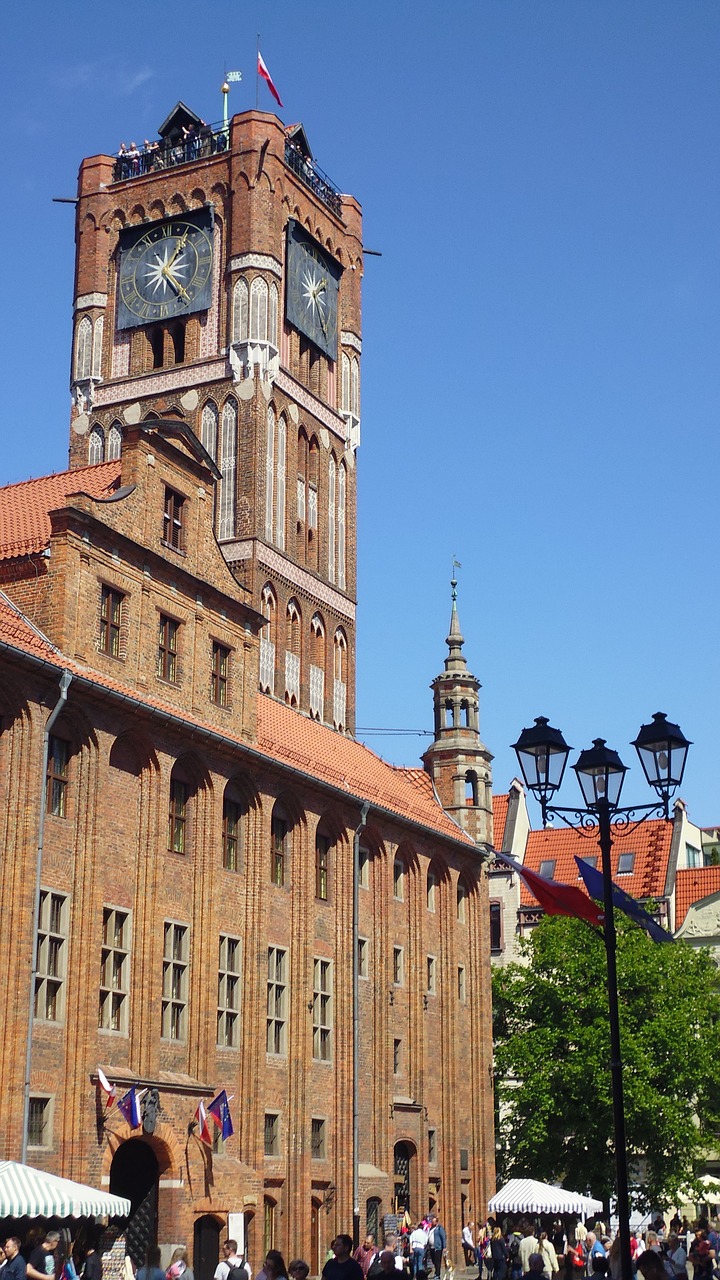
[68,106,362,732]
[422,579,494,847]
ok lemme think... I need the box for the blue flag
[575,856,674,943]
[208,1089,234,1140]
[117,1086,141,1127]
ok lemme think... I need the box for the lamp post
[512,712,690,1280]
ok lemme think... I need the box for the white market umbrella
[0,1161,130,1219]
[489,1178,603,1216]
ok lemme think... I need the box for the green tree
[492,914,720,1212]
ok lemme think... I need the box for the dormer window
[163,487,185,551]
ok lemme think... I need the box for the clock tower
[69,106,362,732]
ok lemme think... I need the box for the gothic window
[275,415,286,549]
[297,429,308,538]
[74,316,92,380]
[222,784,246,873]
[99,907,130,1032]
[88,425,105,464]
[341,353,350,412]
[315,831,331,901]
[271,805,290,888]
[107,420,122,461]
[46,737,70,818]
[427,867,437,912]
[309,613,325,721]
[232,277,249,343]
[457,879,467,923]
[341,352,360,417]
[92,315,104,379]
[393,856,406,902]
[465,771,478,805]
[285,598,301,706]
[201,400,218,461]
[337,461,346,589]
[218,396,238,541]
[328,455,336,582]
[265,405,275,541]
[461,700,470,727]
[260,583,277,694]
[168,767,191,854]
[269,282,279,345]
[332,628,347,730]
[250,276,269,341]
[162,920,189,1040]
[444,699,454,728]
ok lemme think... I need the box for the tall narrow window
[311,1117,326,1160]
[427,955,437,995]
[458,965,466,1002]
[393,1038,402,1075]
[99,907,129,1032]
[223,794,243,872]
[393,945,404,986]
[271,810,289,887]
[149,326,164,368]
[201,400,219,460]
[88,425,104,464]
[74,315,92,380]
[315,833,330,901]
[158,614,179,682]
[337,460,346,589]
[285,599,301,706]
[162,921,189,1040]
[92,315,104,379]
[27,1097,52,1148]
[163,487,185,550]
[457,880,467,923]
[168,775,188,853]
[264,1112,280,1156]
[100,585,123,657]
[46,736,69,818]
[393,856,405,901]
[490,902,502,953]
[427,868,437,912]
[333,628,347,730]
[269,282,279,346]
[276,414,286,549]
[260,583,276,694]
[232,277,249,343]
[107,420,122,461]
[312,958,332,1061]
[359,844,370,888]
[250,276,269,341]
[357,937,368,978]
[217,933,241,1048]
[218,397,237,540]
[309,613,325,721]
[170,320,185,364]
[267,946,287,1054]
[341,353,350,412]
[35,890,67,1022]
[211,642,231,706]
[265,405,275,541]
[328,454,336,582]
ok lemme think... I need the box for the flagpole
[256,34,260,108]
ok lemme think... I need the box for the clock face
[117,208,214,330]
[285,220,342,360]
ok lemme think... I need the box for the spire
[445,575,468,674]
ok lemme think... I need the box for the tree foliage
[492,914,720,1212]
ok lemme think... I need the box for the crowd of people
[113,125,227,181]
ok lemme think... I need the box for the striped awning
[0,1161,130,1219]
[489,1178,603,1215]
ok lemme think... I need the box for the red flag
[258,52,284,107]
[493,851,605,928]
[97,1067,116,1109]
[194,1100,212,1146]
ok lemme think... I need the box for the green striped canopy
[0,1162,130,1219]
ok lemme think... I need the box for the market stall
[489,1178,603,1217]
[0,1161,130,1219]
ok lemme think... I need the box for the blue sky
[2,2,719,826]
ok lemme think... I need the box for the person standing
[538,1234,559,1280]
[322,1237,364,1280]
[354,1240,379,1280]
[462,1226,476,1269]
[3,1243,27,1280]
[409,1227,429,1280]
[428,1218,446,1280]
[518,1232,539,1278]
[27,1234,59,1280]
[490,1230,508,1280]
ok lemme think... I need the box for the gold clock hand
[163,267,191,302]
[165,230,189,272]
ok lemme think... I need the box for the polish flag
[258,52,284,107]
[97,1067,116,1109]
[195,1100,213,1146]
[493,850,605,929]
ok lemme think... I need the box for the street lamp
[512,712,690,1280]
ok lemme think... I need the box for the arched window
[271,801,291,887]
[250,276,269,341]
[265,405,275,541]
[457,879,468,924]
[465,770,478,806]
[297,431,319,565]
[461,700,470,728]
[88,424,105,464]
[341,353,350,412]
[222,781,247,873]
[427,867,438,912]
[201,400,218,461]
[168,762,194,855]
[92,316,104,379]
[315,826,332,901]
[337,460,346,589]
[275,415,286,550]
[218,397,237,541]
[285,599,301,705]
[393,856,406,902]
[444,699,455,728]
[269,282,279,346]
[259,584,277,694]
[351,356,360,417]
[328,454,337,583]
[107,420,122,461]
[74,316,92,380]
[232,277,249,343]
[309,613,325,721]
[333,628,347,730]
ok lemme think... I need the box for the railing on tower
[112,122,229,183]
[283,141,343,218]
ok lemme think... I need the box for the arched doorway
[194,1215,221,1280]
[110,1139,159,1267]
[311,1199,322,1276]
[393,1142,415,1215]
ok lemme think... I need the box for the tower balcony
[284,140,343,218]
[111,121,229,184]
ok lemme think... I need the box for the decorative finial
[451,556,461,604]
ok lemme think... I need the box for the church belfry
[422,579,494,847]
[68,106,362,732]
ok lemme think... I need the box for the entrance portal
[110,1139,159,1267]
[194,1215,221,1280]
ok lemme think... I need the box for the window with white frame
[99,906,129,1032]
[217,933,241,1048]
[92,315,104,379]
[260,583,276,694]
[107,420,122,460]
[267,945,287,1055]
[201,400,218,460]
[88,424,104,464]
[312,958,333,1061]
[27,1096,53,1149]
[35,890,68,1022]
[250,276,269,340]
[218,397,238,540]
[232,278,249,342]
[74,315,92,380]
[162,921,189,1040]
[393,945,404,986]
[357,936,368,978]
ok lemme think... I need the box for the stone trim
[75,293,108,311]
[341,330,362,354]
[93,359,227,407]
[228,252,283,278]
[274,369,347,441]
[223,539,356,621]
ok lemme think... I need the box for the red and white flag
[258,52,283,107]
[195,1100,212,1146]
[97,1067,116,1109]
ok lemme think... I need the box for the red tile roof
[519,819,672,906]
[0,591,474,850]
[674,867,720,928]
[0,462,121,560]
[493,793,509,849]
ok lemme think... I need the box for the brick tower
[69,107,362,731]
[422,579,494,847]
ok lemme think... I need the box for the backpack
[227,1264,249,1280]
[509,1240,520,1261]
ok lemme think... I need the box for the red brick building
[0,106,496,1277]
